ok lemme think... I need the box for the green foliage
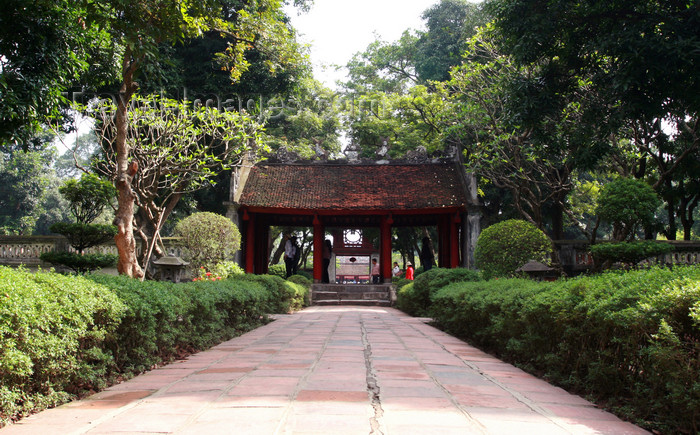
[267,263,286,279]
[431,266,700,433]
[397,267,482,316]
[49,222,118,253]
[0,149,53,235]
[0,267,125,425]
[415,0,487,82]
[86,274,271,373]
[236,274,307,314]
[596,178,661,241]
[0,267,305,425]
[287,274,312,307]
[59,174,116,224]
[40,252,118,274]
[590,241,675,267]
[474,219,552,279]
[0,0,112,147]
[287,274,311,287]
[173,212,241,271]
[196,261,245,280]
[396,282,419,316]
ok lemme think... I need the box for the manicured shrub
[0,268,305,427]
[287,275,312,308]
[0,267,125,426]
[590,241,674,267]
[194,261,245,280]
[595,177,661,241]
[58,173,116,225]
[267,263,286,278]
[236,274,306,314]
[48,223,118,253]
[173,212,241,270]
[430,266,700,434]
[42,174,119,273]
[40,251,117,274]
[398,267,482,316]
[474,219,553,279]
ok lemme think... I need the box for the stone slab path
[3,306,648,435]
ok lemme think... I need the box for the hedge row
[396,268,482,316]
[0,267,308,427]
[428,266,700,434]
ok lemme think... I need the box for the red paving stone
[1,306,649,435]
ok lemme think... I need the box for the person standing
[420,237,435,272]
[405,263,415,280]
[371,258,380,284]
[284,235,297,278]
[392,262,401,277]
[322,239,333,283]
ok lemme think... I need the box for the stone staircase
[311,284,395,306]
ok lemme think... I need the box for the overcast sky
[284,0,441,88]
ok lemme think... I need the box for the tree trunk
[113,52,143,278]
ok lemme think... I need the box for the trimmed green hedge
[0,267,306,427]
[590,240,675,267]
[396,268,482,316]
[430,266,700,434]
[0,267,125,425]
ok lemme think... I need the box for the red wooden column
[312,215,324,283]
[451,213,461,268]
[244,210,255,274]
[380,214,393,282]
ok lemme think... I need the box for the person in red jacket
[405,263,414,280]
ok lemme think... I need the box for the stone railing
[0,236,185,268]
[554,240,700,275]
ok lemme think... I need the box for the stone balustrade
[554,240,700,275]
[0,236,184,268]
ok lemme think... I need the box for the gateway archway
[227,158,481,283]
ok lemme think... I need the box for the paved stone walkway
[3,306,648,435]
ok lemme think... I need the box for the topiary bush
[430,266,700,434]
[173,212,241,271]
[590,241,674,268]
[42,174,119,273]
[399,268,482,316]
[40,251,117,274]
[595,177,661,241]
[0,267,125,426]
[474,219,553,280]
[267,263,286,278]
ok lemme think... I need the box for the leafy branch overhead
[93,95,262,268]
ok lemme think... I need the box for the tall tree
[93,95,262,272]
[415,0,487,83]
[83,0,306,277]
[0,0,112,150]
[486,0,700,238]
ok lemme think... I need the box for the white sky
[284,0,441,88]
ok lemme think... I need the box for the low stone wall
[554,240,700,275]
[0,235,184,269]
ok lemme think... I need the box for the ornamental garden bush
[595,177,661,241]
[590,240,674,268]
[0,267,125,426]
[430,266,700,434]
[474,219,553,279]
[0,267,305,427]
[173,212,241,271]
[396,267,482,316]
[40,174,118,273]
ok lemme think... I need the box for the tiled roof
[238,162,470,211]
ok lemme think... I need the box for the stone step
[314,291,390,301]
[314,299,391,307]
[311,284,396,306]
